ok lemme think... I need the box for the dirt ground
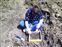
[1,0,62,47]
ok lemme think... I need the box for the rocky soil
[1,0,62,47]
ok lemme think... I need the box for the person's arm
[25,21,30,30]
[25,21,32,34]
[36,19,43,29]
[25,8,30,28]
[36,11,44,29]
[25,8,32,34]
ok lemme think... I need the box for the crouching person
[18,5,44,34]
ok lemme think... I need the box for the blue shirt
[25,8,44,24]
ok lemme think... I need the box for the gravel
[1,0,62,47]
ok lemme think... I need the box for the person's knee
[18,20,26,29]
[31,25,36,31]
[19,20,25,27]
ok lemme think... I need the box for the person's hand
[27,30,32,34]
[36,29,38,32]
[27,28,32,34]
[35,28,40,33]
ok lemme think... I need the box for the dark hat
[33,5,38,8]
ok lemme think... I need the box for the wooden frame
[28,31,42,43]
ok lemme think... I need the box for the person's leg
[31,20,44,31]
[31,24,37,31]
[31,21,39,31]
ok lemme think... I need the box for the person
[19,5,44,34]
